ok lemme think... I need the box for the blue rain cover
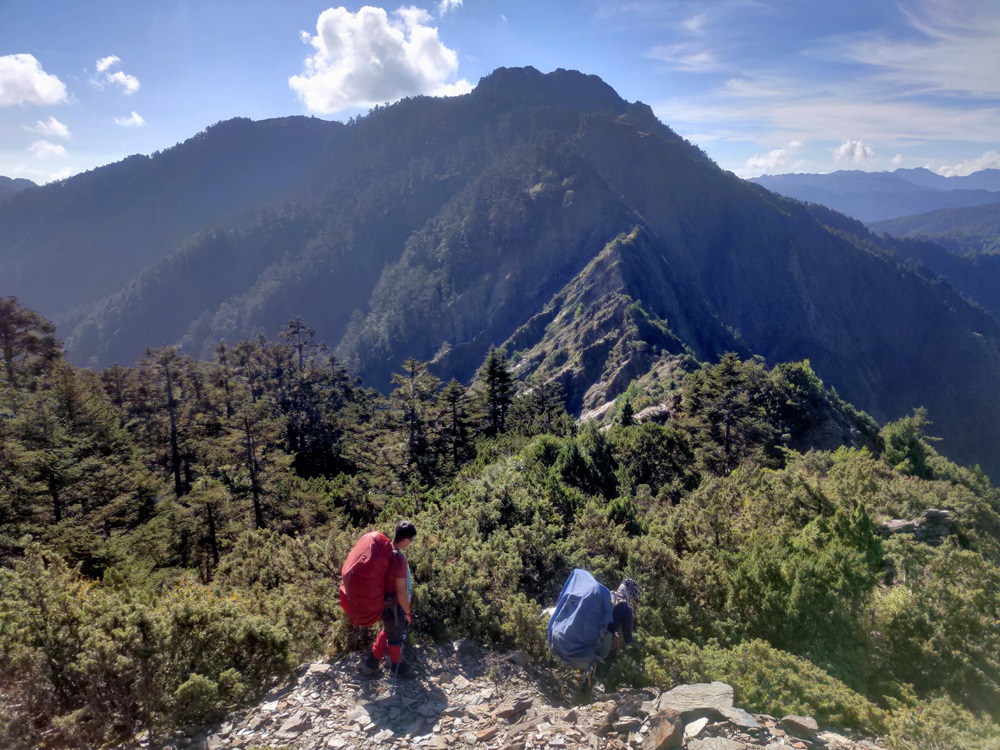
[547,569,613,669]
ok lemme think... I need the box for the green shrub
[885,692,1000,750]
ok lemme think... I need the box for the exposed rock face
[166,645,888,750]
[880,508,957,546]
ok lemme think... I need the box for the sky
[2,0,1000,185]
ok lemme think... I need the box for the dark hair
[392,521,417,544]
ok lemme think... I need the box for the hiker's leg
[385,604,408,666]
[372,628,388,660]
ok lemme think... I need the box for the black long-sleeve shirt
[608,600,635,645]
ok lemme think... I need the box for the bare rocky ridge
[170,644,888,750]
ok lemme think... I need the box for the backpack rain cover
[547,568,613,669]
[339,531,394,627]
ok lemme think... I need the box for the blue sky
[3,0,999,184]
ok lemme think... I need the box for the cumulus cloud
[33,116,70,139]
[114,111,146,127]
[438,0,462,15]
[891,154,904,166]
[0,54,68,106]
[289,5,472,114]
[107,70,140,94]
[743,141,804,175]
[28,140,67,158]
[96,55,121,73]
[936,150,1000,176]
[94,56,141,94]
[833,139,876,164]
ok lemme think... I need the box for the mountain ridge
[2,67,1000,475]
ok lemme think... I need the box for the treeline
[1,297,998,749]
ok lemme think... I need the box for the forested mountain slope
[0,176,35,203]
[5,66,1000,476]
[0,116,344,317]
[868,201,1000,256]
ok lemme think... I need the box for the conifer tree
[390,358,440,483]
[476,346,515,437]
[437,378,473,474]
[0,297,61,387]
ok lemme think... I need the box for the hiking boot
[361,653,382,676]
[388,661,417,680]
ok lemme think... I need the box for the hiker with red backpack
[338,521,418,679]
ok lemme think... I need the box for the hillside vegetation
[1,299,998,749]
[868,201,1000,256]
[3,68,994,476]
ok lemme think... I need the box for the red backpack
[338,531,394,627]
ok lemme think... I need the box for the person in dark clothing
[598,578,639,660]
[363,521,417,678]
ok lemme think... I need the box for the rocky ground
[173,643,888,750]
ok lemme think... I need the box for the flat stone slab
[719,706,759,728]
[688,739,747,750]
[658,682,734,715]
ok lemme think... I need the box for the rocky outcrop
[166,645,888,750]
[880,508,957,546]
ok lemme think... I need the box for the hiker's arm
[395,576,412,623]
[621,605,635,646]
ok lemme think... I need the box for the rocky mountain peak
[474,66,629,116]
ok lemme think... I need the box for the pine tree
[390,358,441,483]
[437,379,473,474]
[0,297,61,387]
[476,346,515,437]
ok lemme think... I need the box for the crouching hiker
[364,521,417,679]
[598,577,639,661]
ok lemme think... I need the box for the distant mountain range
[869,202,1000,255]
[0,176,36,203]
[2,67,1000,476]
[750,168,1000,222]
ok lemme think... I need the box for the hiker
[363,520,417,678]
[598,578,639,661]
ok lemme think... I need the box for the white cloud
[114,111,146,127]
[833,139,876,164]
[107,70,140,94]
[92,56,141,94]
[682,12,710,34]
[289,5,472,113]
[646,43,720,72]
[33,116,70,139]
[840,0,1000,98]
[744,141,805,175]
[28,140,67,158]
[96,55,121,73]
[438,0,462,15]
[46,167,73,183]
[936,150,1000,177]
[656,81,1000,151]
[891,154,904,166]
[0,54,68,106]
